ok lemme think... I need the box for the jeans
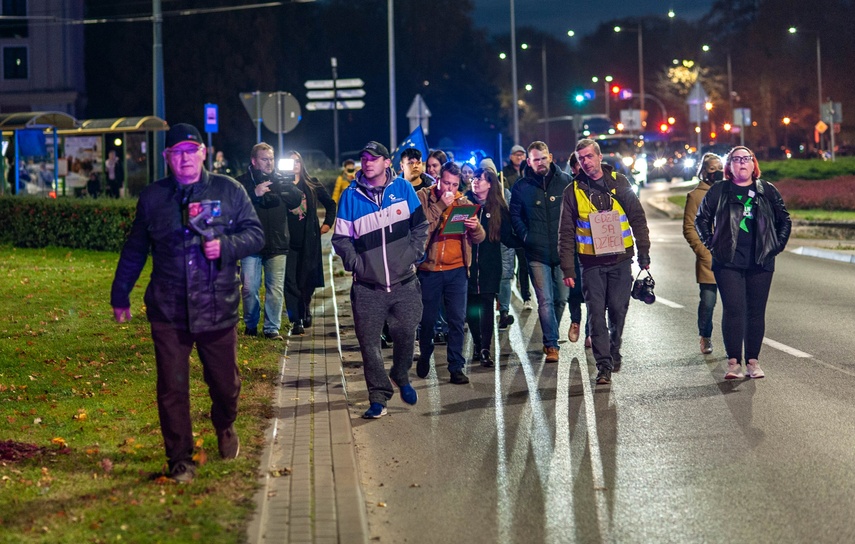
[498,243,515,312]
[582,260,632,371]
[698,283,718,338]
[714,267,773,363]
[418,267,468,373]
[527,260,569,349]
[240,254,286,334]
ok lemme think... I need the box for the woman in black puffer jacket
[465,168,522,367]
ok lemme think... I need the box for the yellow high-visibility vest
[574,179,633,255]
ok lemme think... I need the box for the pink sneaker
[724,359,744,380]
[746,360,765,379]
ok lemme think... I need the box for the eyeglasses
[731,155,754,164]
[166,146,203,157]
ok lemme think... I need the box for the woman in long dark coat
[285,150,336,335]
[465,167,521,367]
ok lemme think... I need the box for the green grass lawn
[666,195,855,222]
[0,246,282,543]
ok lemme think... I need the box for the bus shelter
[57,116,168,197]
[1,111,77,197]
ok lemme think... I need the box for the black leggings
[714,267,774,363]
[466,292,497,355]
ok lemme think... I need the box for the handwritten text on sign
[589,210,626,255]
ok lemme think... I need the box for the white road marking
[763,337,812,358]
[654,296,684,308]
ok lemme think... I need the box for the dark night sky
[471,0,715,40]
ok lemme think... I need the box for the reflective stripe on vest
[574,181,633,255]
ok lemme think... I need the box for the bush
[759,156,855,181]
[774,176,855,211]
[0,196,135,252]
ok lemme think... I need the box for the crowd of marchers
[109,120,793,482]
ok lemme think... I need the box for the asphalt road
[343,188,855,544]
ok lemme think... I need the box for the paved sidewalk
[246,245,368,544]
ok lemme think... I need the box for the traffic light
[610,85,621,95]
[574,93,585,104]
[659,123,669,133]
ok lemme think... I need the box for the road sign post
[305,74,365,165]
[204,103,218,170]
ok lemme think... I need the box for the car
[647,141,696,181]
[591,135,648,186]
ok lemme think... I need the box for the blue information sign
[204,103,218,134]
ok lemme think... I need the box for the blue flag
[390,125,429,172]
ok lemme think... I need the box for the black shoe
[611,353,622,373]
[450,370,470,384]
[498,312,514,331]
[244,328,257,337]
[433,331,447,345]
[169,460,196,483]
[471,348,482,362]
[303,314,313,328]
[290,320,305,336]
[217,425,240,460]
[416,356,431,379]
[596,369,612,385]
[480,349,494,368]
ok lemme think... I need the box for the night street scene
[2,0,855,542]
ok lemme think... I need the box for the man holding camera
[236,143,305,340]
[558,138,650,385]
[111,123,264,482]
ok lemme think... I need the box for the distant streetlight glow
[521,43,529,50]
[499,52,507,60]
[668,9,675,18]
[567,30,575,37]
[525,83,533,91]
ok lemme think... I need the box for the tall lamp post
[789,27,823,153]
[521,42,549,142]
[614,23,644,133]
[510,0,519,145]
[782,116,791,150]
[591,75,613,118]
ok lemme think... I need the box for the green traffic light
[575,94,585,103]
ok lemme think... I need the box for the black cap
[165,123,203,148]
[361,141,390,159]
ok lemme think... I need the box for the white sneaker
[523,300,533,311]
[746,360,765,379]
[724,359,744,380]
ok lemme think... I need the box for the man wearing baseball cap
[110,122,263,482]
[332,140,429,419]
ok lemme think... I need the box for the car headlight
[683,158,696,169]
[621,156,634,167]
[634,158,647,175]
[653,158,667,168]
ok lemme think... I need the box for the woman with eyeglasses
[695,146,791,380]
[465,167,522,367]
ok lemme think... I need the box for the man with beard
[236,143,305,340]
[509,141,573,363]
[558,138,650,384]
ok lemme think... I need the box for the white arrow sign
[306,89,367,100]
[304,78,364,90]
[306,100,365,111]
[406,94,431,135]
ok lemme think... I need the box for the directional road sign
[306,89,367,100]
[304,78,364,90]
[305,100,365,111]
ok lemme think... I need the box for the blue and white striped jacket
[332,168,428,291]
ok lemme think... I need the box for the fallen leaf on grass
[51,437,67,448]
[192,449,207,466]
[377,502,387,508]
[100,458,113,473]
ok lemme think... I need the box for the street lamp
[591,75,613,118]
[783,116,791,149]
[788,27,823,153]
[614,23,644,133]
[510,0,519,145]
[521,42,550,142]
[702,44,735,142]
